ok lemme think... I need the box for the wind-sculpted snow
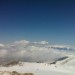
[0,55,75,75]
[0,40,75,64]
[0,61,75,75]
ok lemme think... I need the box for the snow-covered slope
[0,56,75,75]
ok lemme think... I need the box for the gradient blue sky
[0,0,75,45]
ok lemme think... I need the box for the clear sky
[0,0,75,45]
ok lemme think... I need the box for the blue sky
[0,0,75,45]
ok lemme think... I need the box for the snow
[0,60,75,75]
[0,55,75,75]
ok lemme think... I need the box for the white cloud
[14,40,30,45]
[0,49,7,57]
[0,40,75,63]
[16,50,27,57]
[50,45,67,48]
[0,43,5,47]
[38,41,48,44]
[33,41,48,44]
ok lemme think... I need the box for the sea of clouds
[0,40,75,64]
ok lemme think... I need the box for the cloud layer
[0,40,75,64]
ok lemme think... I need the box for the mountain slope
[0,59,75,75]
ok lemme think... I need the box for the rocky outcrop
[0,71,34,75]
[3,61,23,67]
